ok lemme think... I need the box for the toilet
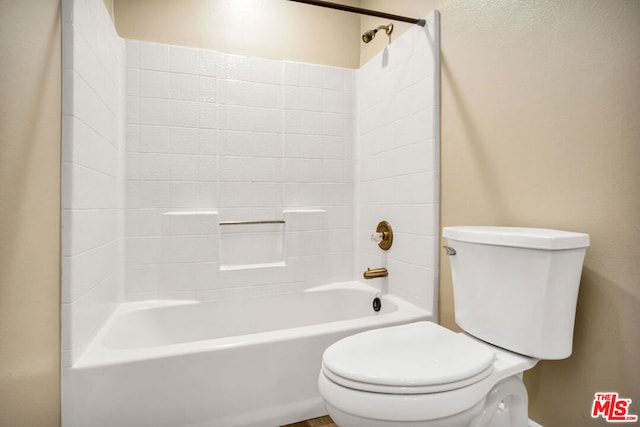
[318,226,589,427]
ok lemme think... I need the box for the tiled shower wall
[61,0,439,366]
[61,0,125,366]
[124,41,355,300]
[356,12,440,311]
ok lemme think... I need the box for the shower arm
[288,0,426,26]
[375,24,393,35]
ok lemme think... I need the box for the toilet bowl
[319,322,537,427]
[319,226,589,427]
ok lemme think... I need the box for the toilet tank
[442,226,589,360]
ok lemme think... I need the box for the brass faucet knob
[375,221,393,250]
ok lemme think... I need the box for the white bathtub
[63,282,431,427]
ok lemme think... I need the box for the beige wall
[110,0,362,68]
[364,0,640,425]
[103,0,115,21]
[0,1,62,426]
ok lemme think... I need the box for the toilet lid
[322,321,496,394]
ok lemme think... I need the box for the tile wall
[123,42,355,300]
[61,0,126,366]
[356,12,440,311]
[61,0,439,367]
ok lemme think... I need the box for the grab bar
[219,220,285,226]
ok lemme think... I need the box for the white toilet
[318,226,589,427]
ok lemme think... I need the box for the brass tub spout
[363,267,388,279]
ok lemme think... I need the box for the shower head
[362,29,378,43]
[361,23,393,43]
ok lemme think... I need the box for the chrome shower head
[361,23,394,43]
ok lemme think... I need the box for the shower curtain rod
[288,0,426,26]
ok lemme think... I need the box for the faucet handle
[372,221,393,250]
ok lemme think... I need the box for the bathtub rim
[70,281,432,369]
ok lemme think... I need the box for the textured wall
[362,0,640,425]
[0,1,62,426]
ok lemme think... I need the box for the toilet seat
[322,321,496,394]
[319,321,539,423]
[322,363,494,395]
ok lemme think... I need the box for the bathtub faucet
[363,267,388,279]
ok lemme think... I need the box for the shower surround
[123,38,355,302]
[61,0,439,425]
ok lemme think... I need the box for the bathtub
[63,282,431,427]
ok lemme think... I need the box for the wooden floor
[282,415,338,427]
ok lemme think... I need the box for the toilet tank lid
[443,226,590,250]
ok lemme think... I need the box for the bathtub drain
[372,297,381,312]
